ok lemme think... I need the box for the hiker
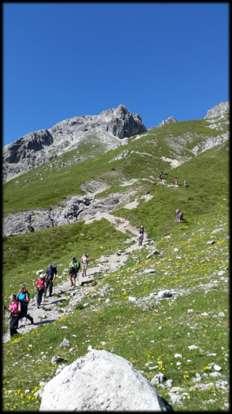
[72,205,79,220]
[175,209,184,223]
[69,257,80,287]
[16,286,34,325]
[138,225,145,246]
[48,207,55,227]
[45,264,57,297]
[173,177,178,186]
[8,294,21,337]
[35,272,46,308]
[81,253,89,278]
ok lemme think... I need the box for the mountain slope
[3,101,229,411]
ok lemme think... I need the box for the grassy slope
[4,119,222,214]
[3,120,228,411]
[3,199,228,411]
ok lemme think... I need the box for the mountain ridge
[3,104,146,182]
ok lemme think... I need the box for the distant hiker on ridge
[138,225,145,246]
[173,177,178,186]
[48,207,55,227]
[27,213,35,232]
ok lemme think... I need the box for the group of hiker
[158,171,188,188]
[8,190,186,338]
[7,254,89,337]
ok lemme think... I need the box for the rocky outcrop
[3,187,136,237]
[3,105,146,182]
[159,116,177,127]
[39,349,171,411]
[204,101,229,119]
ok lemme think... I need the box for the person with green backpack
[69,257,80,287]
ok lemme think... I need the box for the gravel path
[3,214,155,343]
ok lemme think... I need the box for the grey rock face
[204,101,229,119]
[4,105,146,182]
[3,187,136,237]
[159,116,177,127]
[40,349,170,411]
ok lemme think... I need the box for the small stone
[143,268,156,274]
[174,353,182,359]
[151,372,166,385]
[209,372,221,378]
[213,364,222,372]
[217,270,225,276]
[188,344,198,350]
[51,355,66,365]
[128,296,137,303]
[165,379,173,388]
[192,373,202,382]
[207,240,216,245]
[59,338,70,348]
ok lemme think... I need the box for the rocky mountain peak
[3,105,146,182]
[159,116,177,127]
[204,101,229,119]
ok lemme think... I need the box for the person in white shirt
[81,253,89,278]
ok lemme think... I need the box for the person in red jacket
[35,273,46,308]
[8,294,21,337]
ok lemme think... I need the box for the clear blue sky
[4,3,229,145]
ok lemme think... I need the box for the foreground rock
[40,349,171,411]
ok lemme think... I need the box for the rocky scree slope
[3,105,146,182]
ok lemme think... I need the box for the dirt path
[3,215,155,344]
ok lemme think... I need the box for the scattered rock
[143,268,156,274]
[188,345,198,351]
[151,373,167,385]
[51,355,67,365]
[217,270,226,277]
[207,240,216,245]
[157,290,173,299]
[59,338,70,348]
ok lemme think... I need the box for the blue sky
[4,3,229,145]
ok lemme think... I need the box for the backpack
[69,260,80,273]
[74,261,80,271]
[46,265,57,281]
[17,291,30,302]
[9,301,21,316]
[36,278,45,290]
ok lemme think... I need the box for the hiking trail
[3,214,155,343]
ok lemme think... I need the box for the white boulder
[40,349,169,411]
